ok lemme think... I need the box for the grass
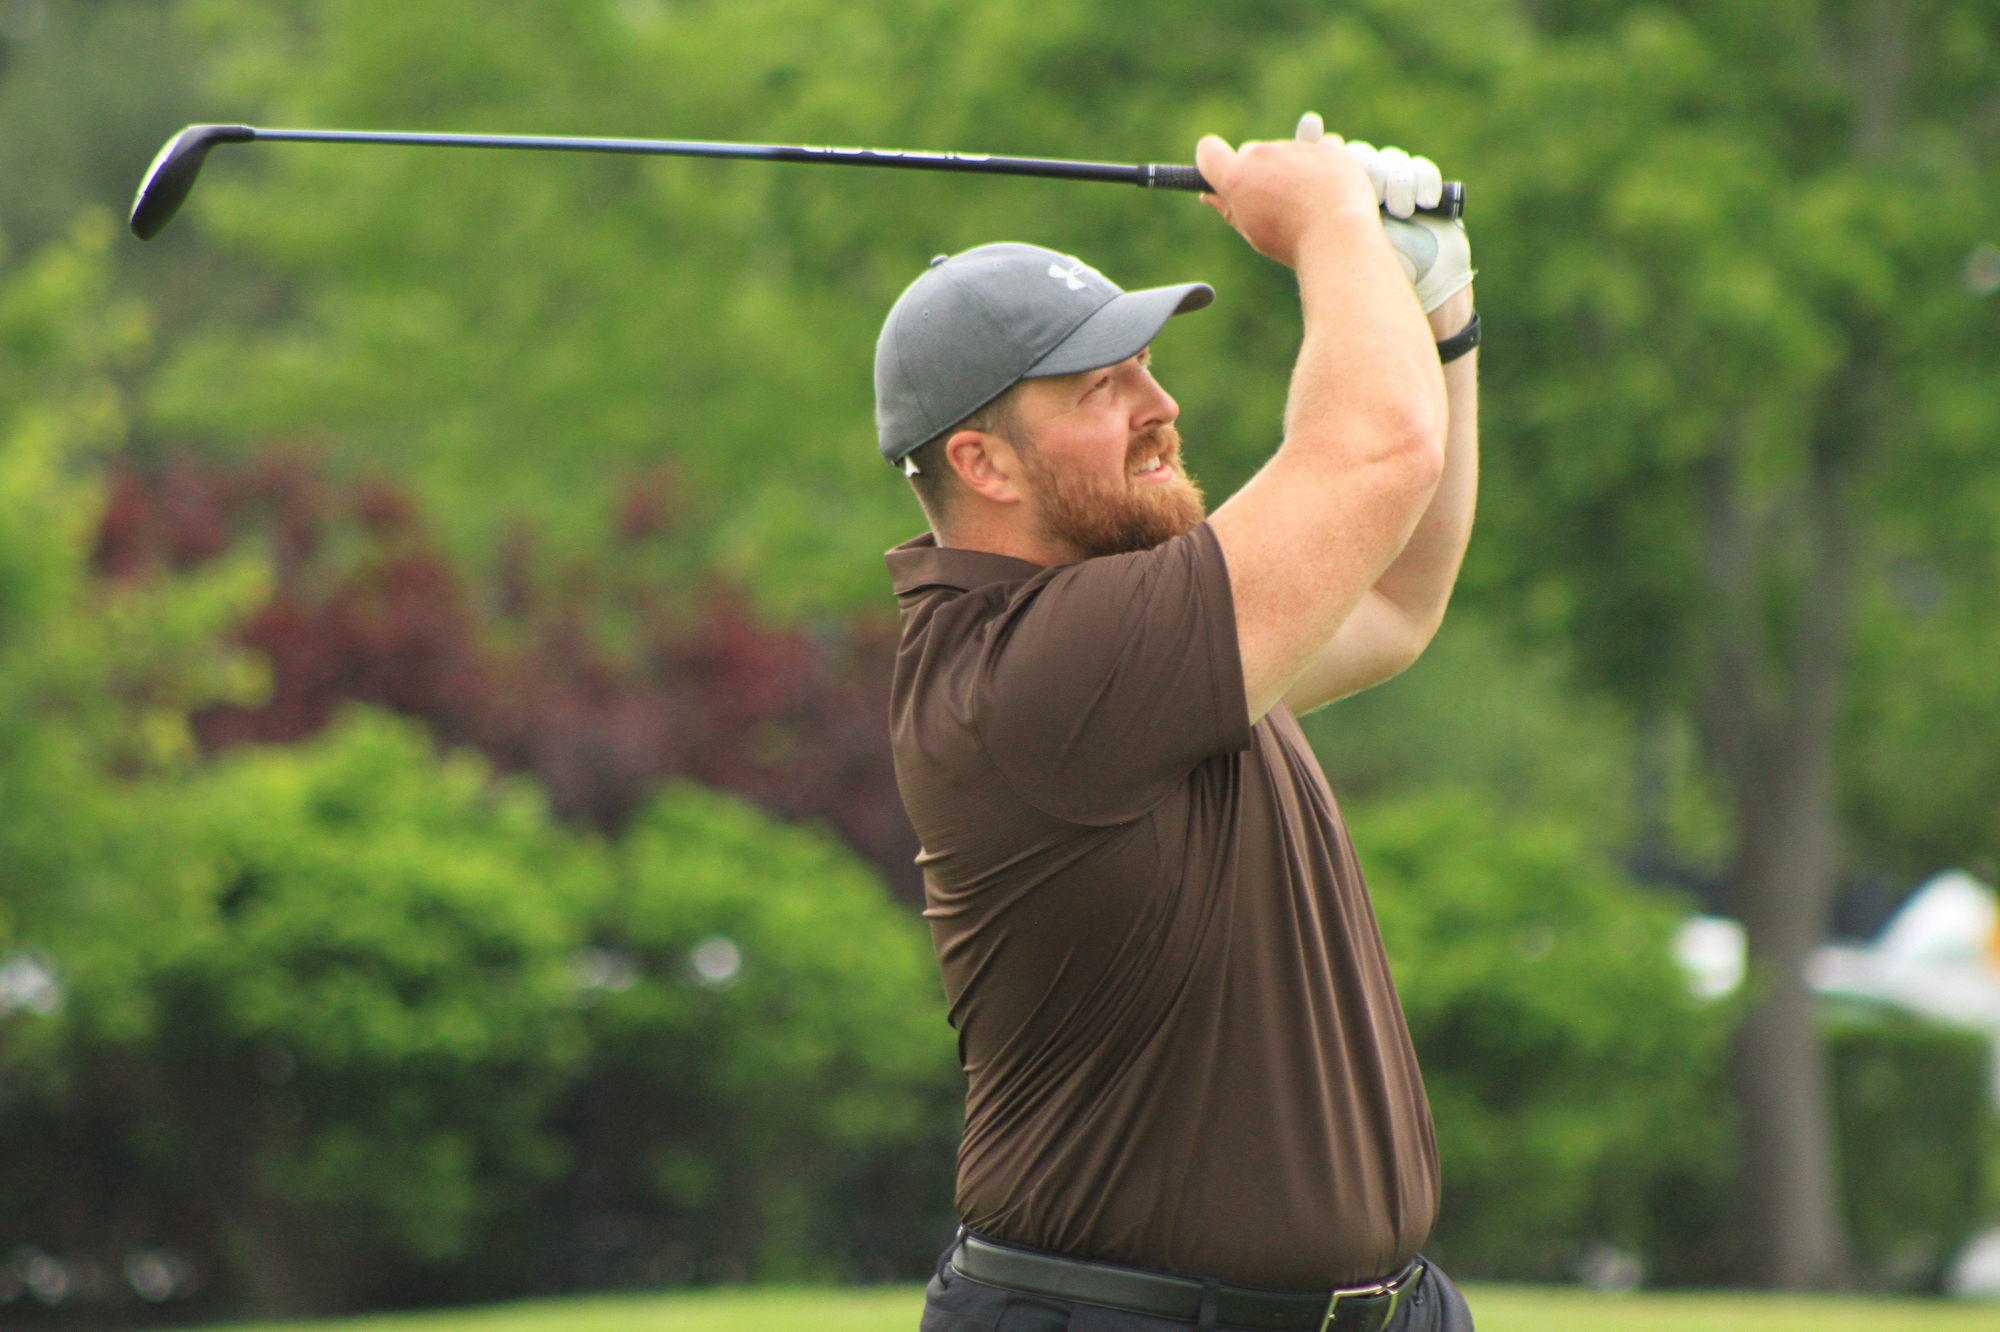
[203,1283,2000,1332]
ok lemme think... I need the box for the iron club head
[129,124,255,241]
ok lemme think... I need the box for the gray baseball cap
[874,242,1213,465]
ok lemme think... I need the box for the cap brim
[1023,282,1213,379]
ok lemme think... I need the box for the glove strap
[1436,310,1480,364]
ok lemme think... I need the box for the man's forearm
[1272,286,1477,715]
[1371,285,1478,627]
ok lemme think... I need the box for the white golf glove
[1297,112,1474,315]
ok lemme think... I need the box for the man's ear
[945,430,1026,506]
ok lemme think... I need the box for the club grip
[1142,163,1212,192]
[1143,163,1465,219]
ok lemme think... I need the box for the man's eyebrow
[1073,351,1146,400]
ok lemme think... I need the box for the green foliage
[5,711,597,1277]
[1305,609,1648,840]
[0,213,263,958]
[1460,0,2000,864]
[1827,1015,1992,1292]
[1448,6,1999,1278]
[1845,578,2000,883]
[1352,791,1734,1280]
[141,0,1523,615]
[0,204,953,1313]
[0,211,148,704]
[582,784,956,1278]
[127,0,2000,870]
[173,710,598,1260]
[139,0,2000,875]
[4,704,954,1311]
[0,0,205,260]
[611,785,946,1142]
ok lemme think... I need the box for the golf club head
[129,124,255,241]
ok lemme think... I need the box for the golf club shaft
[257,126,1215,189]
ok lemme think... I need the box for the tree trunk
[1695,0,1917,1287]
[1698,419,1860,1288]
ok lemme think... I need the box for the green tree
[1466,0,2000,1287]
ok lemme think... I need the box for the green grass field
[204,1283,1999,1332]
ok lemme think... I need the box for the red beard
[1019,423,1208,561]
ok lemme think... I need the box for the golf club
[129,123,1466,241]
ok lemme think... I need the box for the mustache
[1125,423,1182,472]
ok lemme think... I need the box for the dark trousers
[919,1251,1475,1332]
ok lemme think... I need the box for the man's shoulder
[888,525,1252,831]
[887,525,1240,694]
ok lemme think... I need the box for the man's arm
[1196,134,1448,724]
[1281,284,1478,715]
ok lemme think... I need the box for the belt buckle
[1317,1270,1406,1332]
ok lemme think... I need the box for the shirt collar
[885,532,1050,597]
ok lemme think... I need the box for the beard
[1017,422,1208,561]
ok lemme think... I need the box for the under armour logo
[1048,260,1091,291]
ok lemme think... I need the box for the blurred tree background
[1,0,1996,1323]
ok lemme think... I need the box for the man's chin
[1050,478,1207,560]
[1140,480,1208,544]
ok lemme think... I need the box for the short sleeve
[972,523,1251,825]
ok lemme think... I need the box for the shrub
[525,783,959,1290]
[1828,1014,1992,1291]
[5,710,600,1318]
[1349,791,1735,1283]
[2,708,956,1320]
[93,452,920,902]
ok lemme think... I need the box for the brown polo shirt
[886,522,1437,1290]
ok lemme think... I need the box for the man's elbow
[1390,610,1443,674]
[1380,404,1446,499]
[1374,592,1448,674]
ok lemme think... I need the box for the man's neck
[934,517,1072,567]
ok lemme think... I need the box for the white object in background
[1807,870,2000,1030]
[688,935,742,988]
[1948,1227,2000,1299]
[1672,915,1745,999]
[1807,869,2000,1103]
[1576,1243,1644,1293]
[1878,870,1999,966]
[0,951,63,1016]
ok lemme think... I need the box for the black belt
[949,1231,1423,1332]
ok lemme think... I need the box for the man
[877,118,1480,1332]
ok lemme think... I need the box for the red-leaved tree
[93,450,921,903]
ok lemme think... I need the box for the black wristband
[1436,310,1480,363]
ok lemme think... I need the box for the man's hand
[1296,113,1473,315]
[1382,216,1473,314]
[1192,133,1383,271]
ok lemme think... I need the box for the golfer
[877,122,1480,1332]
